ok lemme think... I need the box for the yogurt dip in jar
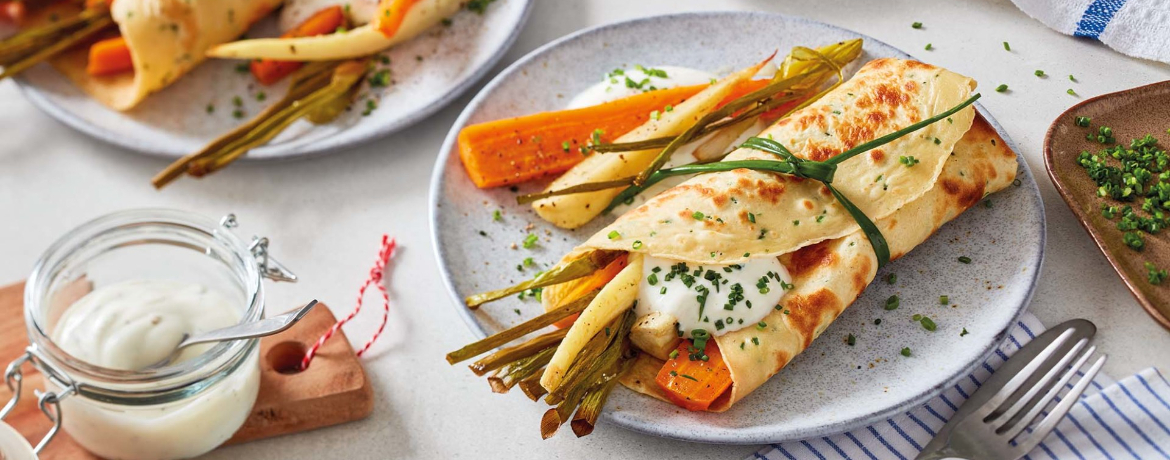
[9,209,296,460]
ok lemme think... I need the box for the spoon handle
[177,300,319,349]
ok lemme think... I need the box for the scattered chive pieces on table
[960,328,970,337]
[1068,88,1078,96]
[940,295,949,305]
[886,273,897,284]
[885,295,900,310]
[996,84,1009,93]
[847,333,856,346]
[1069,74,1077,82]
[925,43,933,51]
[1003,41,1011,51]
[1035,70,1046,77]
[920,316,938,331]
[522,233,538,249]
[958,256,972,264]
[900,347,912,357]
[912,21,923,29]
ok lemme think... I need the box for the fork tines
[977,328,1109,455]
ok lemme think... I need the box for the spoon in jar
[143,300,319,370]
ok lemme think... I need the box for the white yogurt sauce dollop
[53,279,241,370]
[636,255,793,338]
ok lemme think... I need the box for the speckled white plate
[13,0,531,160]
[430,11,1046,444]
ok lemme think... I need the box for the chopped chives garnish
[960,327,970,337]
[901,347,912,357]
[561,141,570,152]
[1075,116,1091,127]
[632,240,643,249]
[939,295,949,305]
[492,210,502,222]
[1069,74,1076,82]
[925,43,933,51]
[995,84,1008,92]
[692,211,705,220]
[1067,88,1077,96]
[846,333,856,346]
[912,21,923,29]
[1003,41,1011,51]
[920,316,937,331]
[1034,70,1045,77]
[885,295,900,310]
[757,321,767,330]
[886,273,897,284]
[522,233,538,249]
[607,230,620,240]
[958,256,972,264]
[669,349,679,359]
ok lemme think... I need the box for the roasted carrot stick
[83,0,113,9]
[372,0,419,37]
[0,1,26,24]
[86,36,133,76]
[250,5,345,85]
[550,254,628,329]
[457,79,769,189]
[655,339,733,411]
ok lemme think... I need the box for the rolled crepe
[50,0,282,110]
[540,59,1018,411]
[618,115,1017,410]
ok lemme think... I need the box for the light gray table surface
[2,0,1168,458]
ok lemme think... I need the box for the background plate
[430,11,1046,444]
[13,0,531,160]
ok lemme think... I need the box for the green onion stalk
[0,5,115,80]
[469,327,568,377]
[153,59,368,188]
[462,250,618,308]
[540,310,636,439]
[487,347,557,393]
[446,290,597,364]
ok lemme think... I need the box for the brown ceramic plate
[1044,80,1170,330]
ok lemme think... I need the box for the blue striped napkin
[749,313,1170,460]
[1009,0,1170,63]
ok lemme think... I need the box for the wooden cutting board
[0,281,373,459]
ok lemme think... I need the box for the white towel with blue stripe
[749,313,1170,460]
[1009,0,1170,63]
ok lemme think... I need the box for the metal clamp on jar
[0,209,297,460]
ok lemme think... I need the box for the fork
[916,319,1108,460]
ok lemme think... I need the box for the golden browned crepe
[618,115,1017,410]
[539,58,1018,411]
[51,0,281,110]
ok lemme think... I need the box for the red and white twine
[300,235,396,370]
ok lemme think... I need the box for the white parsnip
[540,253,643,392]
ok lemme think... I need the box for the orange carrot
[84,0,113,9]
[457,79,772,189]
[250,5,345,85]
[655,339,733,412]
[457,85,704,189]
[372,0,419,37]
[548,254,629,329]
[86,36,133,76]
[0,1,25,23]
